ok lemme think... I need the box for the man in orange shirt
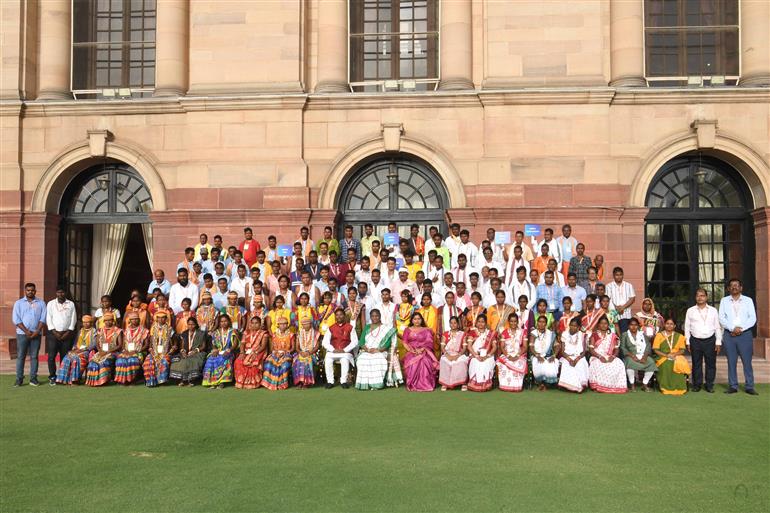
[532,243,551,277]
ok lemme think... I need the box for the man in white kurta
[322,308,358,388]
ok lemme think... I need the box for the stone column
[438,0,473,90]
[37,0,71,99]
[153,0,189,96]
[740,0,770,87]
[609,0,646,86]
[315,0,349,93]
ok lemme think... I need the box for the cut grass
[0,377,767,513]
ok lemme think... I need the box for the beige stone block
[276,161,307,186]
[184,124,221,149]
[209,164,276,187]
[222,123,267,148]
[510,157,586,184]
[163,126,185,151]
[477,160,509,185]
[303,123,328,148]
[266,122,301,148]
[326,121,379,148]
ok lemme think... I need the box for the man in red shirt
[238,227,261,268]
[321,308,357,388]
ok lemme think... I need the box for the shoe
[704,386,714,393]
[724,388,738,394]
[745,388,759,396]
[29,380,39,387]
[13,380,22,387]
[325,383,334,389]
[641,384,650,392]
[691,386,701,392]
[341,383,350,389]
[49,377,56,386]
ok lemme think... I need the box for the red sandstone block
[218,188,265,209]
[522,186,574,207]
[167,188,219,209]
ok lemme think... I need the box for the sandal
[461,385,468,391]
[441,386,447,391]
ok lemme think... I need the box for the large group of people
[12,222,758,396]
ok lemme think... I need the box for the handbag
[673,355,691,375]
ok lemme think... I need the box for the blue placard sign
[277,245,293,257]
[383,233,399,246]
[494,231,511,245]
[524,224,542,237]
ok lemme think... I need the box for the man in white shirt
[368,269,387,299]
[376,289,397,329]
[507,230,534,263]
[426,255,447,285]
[451,253,474,288]
[555,224,579,278]
[605,266,635,333]
[420,280,445,308]
[684,288,722,393]
[718,278,758,395]
[229,264,252,303]
[444,223,462,259]
[537,259,565,287]
[508,266,536,310]
[169,268,200,314]
[480,227,505,262]
[504,244,530,287]
[532,228,561,266]
[452,229,479,268]
[45,287,77,386]
[321,308,358,389]
[477,247,504,279]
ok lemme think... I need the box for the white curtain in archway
[91,223,129,312]
[141,223,154,271]
[645,224,661,281]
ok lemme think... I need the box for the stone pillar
[740,0,770,87]
[438,0,473,90]
[153,0,189,97]
[752,208,769,356]
[609,0,646,87]
[315,0,348,93]
[37,0,71,99]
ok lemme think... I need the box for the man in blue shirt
[12,283,47,387]
[718,278,758,395]
[536,271,564,322]
[146,269,171,296]
[561,273,587,312]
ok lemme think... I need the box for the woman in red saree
[496,312,528,392]
[580,294,605,337]
[588,316,627,394]
[556,296,579,335]
[466,314,497,392]
[234,316,269,389]
[402,312,438,392]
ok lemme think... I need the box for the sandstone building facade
[1,0,768,353]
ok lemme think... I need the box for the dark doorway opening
[111,223,152,311]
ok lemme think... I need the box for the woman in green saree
[652,318,689,395]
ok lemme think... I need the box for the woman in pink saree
[402,312,438,391]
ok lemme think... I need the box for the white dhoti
[324,352,355,384]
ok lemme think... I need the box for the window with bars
[72,0,156,98]
[644,0,740,86]
[349,0,439,92]
[644,156,754,323]
[644,0,739,86]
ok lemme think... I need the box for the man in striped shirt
[605,266,635,333]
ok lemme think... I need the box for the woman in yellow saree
[652,317,689,395]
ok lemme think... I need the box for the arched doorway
[644,155,755,322]
[60,163,154,314]
[338,155,449,239]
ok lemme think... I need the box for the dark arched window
[63,163,153,222]
[339,155,447,239]
[644,155,754,321]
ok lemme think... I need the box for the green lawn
[0,377,767,513]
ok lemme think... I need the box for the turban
[201,291,212,299]
[126,311,140,320]
[81,315,93,323]
[102,312,115,321]
[154,310,169,320]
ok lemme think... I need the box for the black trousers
[690,335,717,387]
[46,332,74,379]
